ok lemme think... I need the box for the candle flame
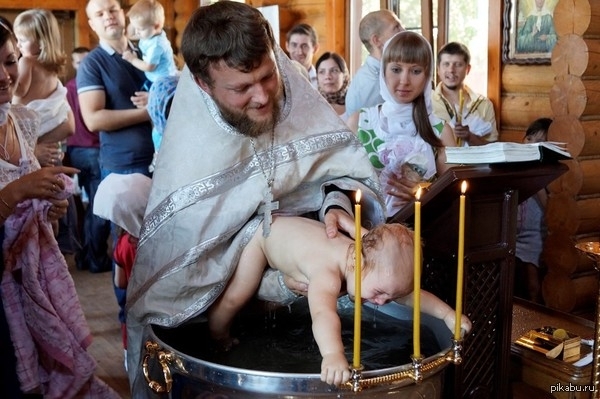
[415,186,422,200]
[461,180,468,194]
[356,189,361,203]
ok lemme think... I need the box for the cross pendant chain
[258,183,279,237]
[251,133,277,237]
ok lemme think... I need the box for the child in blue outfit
[146,75,179,172]
[122,0,178,91]
[147,74,179,171]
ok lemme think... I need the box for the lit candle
[413,187,422,358]
[454,181,468,340]
[353,189,362,368]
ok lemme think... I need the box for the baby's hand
[320,353,351,386]
[442,312,473,337]
[122,50,138,62]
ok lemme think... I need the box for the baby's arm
[207,228,267,350]
[14,56,34,100]
[122,50,157,72]
[395,289,472,336]
[308,273,351,386]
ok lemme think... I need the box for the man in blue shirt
[78,0,154,178]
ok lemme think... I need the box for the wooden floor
[70,259,132,398]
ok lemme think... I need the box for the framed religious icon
[503,0,558,64]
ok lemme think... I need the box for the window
[350,0,488,95]
[446,1,488,94]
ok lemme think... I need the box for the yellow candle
[353,189,362,368]
[413,187,422,358]
[454,181,467,340]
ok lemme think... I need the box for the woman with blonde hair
[13,8,74,166]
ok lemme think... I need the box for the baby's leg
[208,227,268,350]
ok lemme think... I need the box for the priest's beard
[215,87,282,138]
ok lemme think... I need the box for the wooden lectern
[389,162,568,399]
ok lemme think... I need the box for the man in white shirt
[344,10,404,117]
[286,23,319,88]
[432,42,498,146]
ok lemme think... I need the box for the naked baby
[208,217,472,386]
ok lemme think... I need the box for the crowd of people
[0,0,552,397]
[0,13,120,398]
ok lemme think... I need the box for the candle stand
[410,355,424,383]
[343,323,464,392]
[344,349,459,392]
[350,365,363,392]
[574,241,600,398]
[447,337,464,365]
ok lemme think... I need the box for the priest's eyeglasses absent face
[317,67,342,76]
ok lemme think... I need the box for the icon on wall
[503,0,558,64]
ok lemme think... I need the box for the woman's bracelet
[0,195,12,210]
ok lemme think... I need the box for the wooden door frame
[488,1,502,129]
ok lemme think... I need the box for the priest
[125,2,386,392]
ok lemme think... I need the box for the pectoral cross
[258,185,279,237]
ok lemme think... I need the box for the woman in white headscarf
[347,31,456,216]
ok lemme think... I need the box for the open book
[445,142,572,164]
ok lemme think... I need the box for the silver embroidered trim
[139,130,361,244]
[129,217,262,326]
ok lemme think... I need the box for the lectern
[389,162,568,399]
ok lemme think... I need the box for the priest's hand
[324,207,366,239]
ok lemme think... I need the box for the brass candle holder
[574,241,600,398]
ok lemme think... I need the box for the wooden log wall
[174,1,347,71]
[0,0,345,80]
[504,0,600,313]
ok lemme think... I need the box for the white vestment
[125,49,386,389]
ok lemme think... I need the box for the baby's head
[524,117,551,144]
[348,223,415,305]
[127,0,165,39]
